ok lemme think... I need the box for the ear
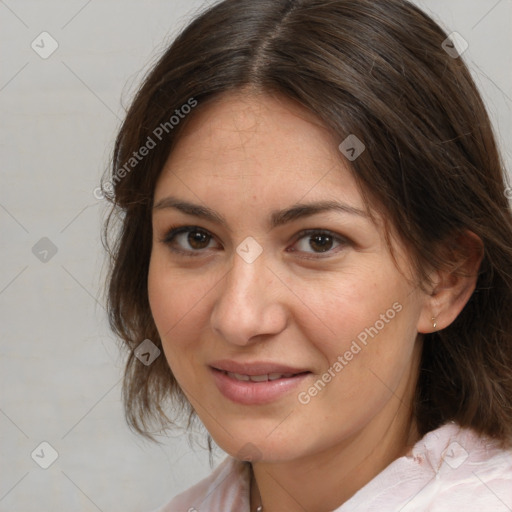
[417,231,484,333]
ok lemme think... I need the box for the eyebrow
[152,196,368,229]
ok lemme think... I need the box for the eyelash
[160,225,349,259]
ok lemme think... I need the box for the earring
[432,317,437,330]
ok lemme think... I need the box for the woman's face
[148,92,431,463]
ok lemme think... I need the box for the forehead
[155,91,364,211]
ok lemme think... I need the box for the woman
[103,0,512,510]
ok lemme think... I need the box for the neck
[249,352,421,512]
[251,413,419,512]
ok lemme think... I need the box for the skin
[148,91,481,512]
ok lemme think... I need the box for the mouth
[209,363,312,405]
[209,359,311,376]
[216,369,310,382]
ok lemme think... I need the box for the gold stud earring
[432,317,437,330]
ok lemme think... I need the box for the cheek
[295,272,422,417]
[147,258,173,335]
[297,265,413,358]
[295,302,419,431]
[148,256,201,343]
[147,258,209,386]
[147,253,223,360]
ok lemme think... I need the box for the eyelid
[161,225,210,243]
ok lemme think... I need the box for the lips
[209,360,312,405]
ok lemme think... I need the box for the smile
[210,367,311,405]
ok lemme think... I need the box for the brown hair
[103,0,512,446]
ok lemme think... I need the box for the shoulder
[338,423,512,512]
[151,456,250,512]
[423,423,512,511]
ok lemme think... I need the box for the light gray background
[1,1,511,511]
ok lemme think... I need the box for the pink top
[154,423,512,511]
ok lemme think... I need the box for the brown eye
[290,229,348,257]
[162,226,220,255]
[187,230,211,249]
[309,234,334,252]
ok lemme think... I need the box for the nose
[210,253,288,346]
